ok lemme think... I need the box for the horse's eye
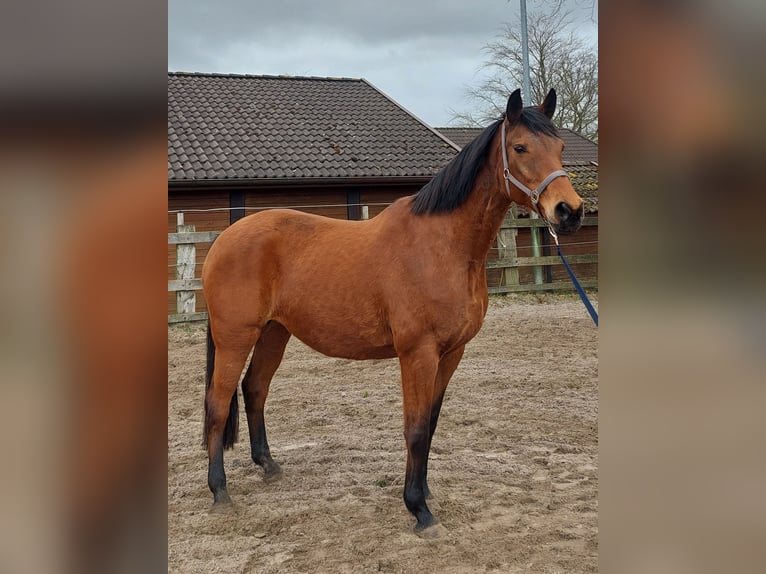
[513,145,527,154]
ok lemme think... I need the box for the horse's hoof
[209,500,234,514]
[263,465,283,483]
[416,523,448,540]
[212,489,232,505]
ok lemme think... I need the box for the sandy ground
[168,294,598,573]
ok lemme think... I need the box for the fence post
[498,209,520,287]
[529,212,544,284]
[361,205,369,221]
[176,212,196,314]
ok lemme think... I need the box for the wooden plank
[500,216,598,230]
[168,312,208,324]
[168,231,221,245]
[487,254,598,268]
[168,191,229,233]
[497,226,519,287]
[488,279,598,294]
[176,223,196,314]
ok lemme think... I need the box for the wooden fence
[168,213,219,324]
[489,215,598,294]
[168,212,597,323]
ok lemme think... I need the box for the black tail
[203,322,239,449]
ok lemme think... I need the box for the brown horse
[201,89,584,538]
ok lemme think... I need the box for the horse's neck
[451,152,511,264]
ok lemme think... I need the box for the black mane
[412,107,559,215]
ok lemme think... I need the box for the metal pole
[520,0,543,284]
[520,0,532,103]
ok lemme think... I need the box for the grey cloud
[168,0,596,125]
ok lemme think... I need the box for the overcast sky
[168,0,596,127]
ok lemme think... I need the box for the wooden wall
[359,189,416,218]
[245,188,348,219]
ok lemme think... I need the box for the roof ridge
[558,127,597,145]
[168,71,364,82]
[360,78,461,153]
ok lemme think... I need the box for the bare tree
[452,9,598,141]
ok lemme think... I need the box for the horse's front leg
[398,344,446,538]
[424,344,465,500]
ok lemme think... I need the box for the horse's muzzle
[553,201,584,235]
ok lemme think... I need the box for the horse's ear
[540,88,556,119]
[506,89,523,124]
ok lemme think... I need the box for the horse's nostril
[555,202,573,221]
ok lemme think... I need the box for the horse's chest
[417,266,487,346]
[434,296,487,349]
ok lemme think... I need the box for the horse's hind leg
[205,326,259,508]
[242,321,291,482]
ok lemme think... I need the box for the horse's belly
[296,335,397,360]
[276,313,397,360]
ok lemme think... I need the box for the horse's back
[203,209,349,294]
[205,208,354,266]
[202,208,402,356]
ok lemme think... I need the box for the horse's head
[501,88,584,236]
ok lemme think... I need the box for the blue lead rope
[556,242,598,326]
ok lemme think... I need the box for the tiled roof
[567,163,598,213]
[437,126,598,164]
[437,127,485,150]
[558,129,599,164]
[168,72,459,182]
